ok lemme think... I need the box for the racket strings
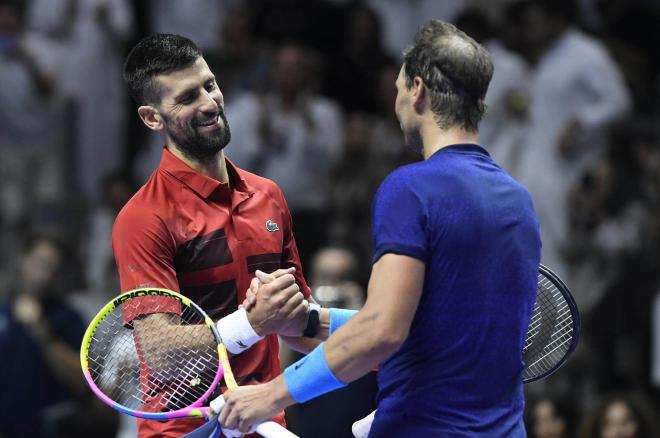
[87,299,219,412]
[523,274,576,381]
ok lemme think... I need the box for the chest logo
[266,220,280,232]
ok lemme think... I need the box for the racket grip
[352,410,376,438]
[255,421,299,438]
[209,396,299,438]
[209,395,225,413]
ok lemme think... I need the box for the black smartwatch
[303,303,321,337]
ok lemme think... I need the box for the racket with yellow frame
[80,287,296,437]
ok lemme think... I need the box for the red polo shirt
[112,147,310,437]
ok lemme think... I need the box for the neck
[419,121,479,160]
[167,145,230,184]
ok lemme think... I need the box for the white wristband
[216,307,264,354]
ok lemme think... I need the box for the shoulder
[112,179,169,239]
[374,162,431,210]
[377,159,448,198]
[566,29,614,63]
[237,166,283,196]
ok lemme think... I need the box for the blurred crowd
[1,0,660,437]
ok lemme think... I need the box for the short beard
[165,109,231,163]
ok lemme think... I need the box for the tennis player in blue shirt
[217,20,541,437]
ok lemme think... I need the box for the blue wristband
[329,308,357,335]
[283,342,346,403]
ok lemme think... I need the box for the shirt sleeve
[371,169,428,264]
[112,204,181,324]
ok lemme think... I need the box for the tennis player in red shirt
[114,33,323,437]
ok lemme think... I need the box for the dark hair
[525,394,579,437]
[403,20,493,132]
[123,33,202,105]
[579,393,658,438]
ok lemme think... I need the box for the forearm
[279,308,330,354]
[323,308,402,383]
[133,314,216,361]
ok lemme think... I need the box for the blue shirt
[370,144,541,437]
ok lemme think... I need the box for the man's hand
[219,376,294,433]
[240,268,291,311]
[246,268,308,337]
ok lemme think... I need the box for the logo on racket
[112,289,183,306]
[266,220,279,232]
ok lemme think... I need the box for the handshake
[242,267,310,338]
[215,267,313,356]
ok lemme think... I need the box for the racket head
[80,288,225,420]
[523,264,581,383]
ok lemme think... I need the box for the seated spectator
[0,232,118,437]
[579,393,657,438]
[525,394,579,438]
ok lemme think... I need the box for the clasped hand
[244,268,308,337]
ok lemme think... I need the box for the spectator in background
[204,3,271,100]
[0,233,117,437]
[454,7,530,175]
[0,0,67,276]
[579,393,657,438]
[27,0,134,200]
[365,0,465,59]
[328,113,390,262]
[309,245,365,310]
[506,0,631,282]
[592,0,660,115]
[227,43,344,273]
[576,120,660,394]
[322,3,394,115]
[67,171,137,322]
[284,244,373,438]
[147,0,232,51]
[525,394,580,438]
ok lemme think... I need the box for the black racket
[522,264,580,383]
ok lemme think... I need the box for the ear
[411,76,426,113]
[137,105,164,132]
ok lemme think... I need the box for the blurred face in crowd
[600,401,639,438]
[273,46,308,99]
[532,400,567,438]
[21,239,62,297]
[145,57,231,161]
[0,4,19,36]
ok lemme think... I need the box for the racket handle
[255,421,299,438]
[352,410,376,438]
[209,396,299,438]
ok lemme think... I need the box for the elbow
[369,322,408,358]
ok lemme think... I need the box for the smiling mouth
[197,115,219,127]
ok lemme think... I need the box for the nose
[200,89,221,114]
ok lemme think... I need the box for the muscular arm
[219,254,425,430]
[319,254,424,381]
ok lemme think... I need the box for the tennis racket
[80,287,297,437]
[523,264,580,382]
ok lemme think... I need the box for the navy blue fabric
[370,144,541,436]
[0,298,85,438]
